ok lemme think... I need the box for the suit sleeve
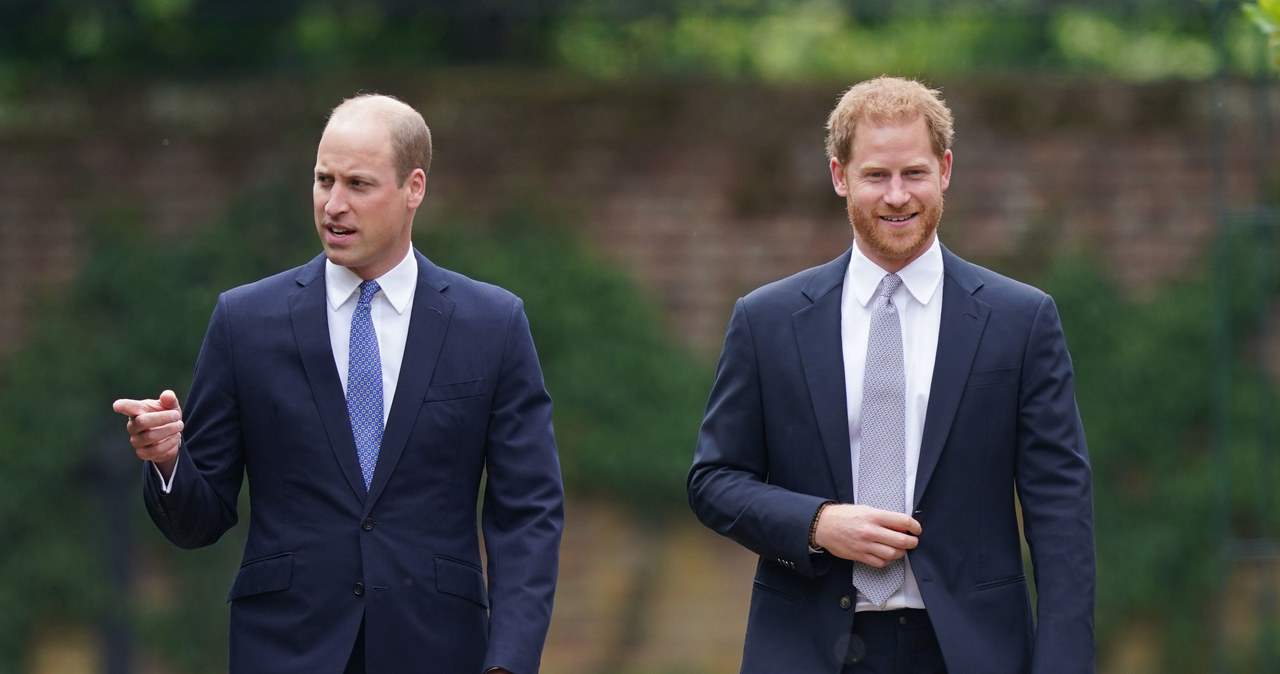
[1015,295,1096,672]
[688,298,830,577]
[480,299,564,674]
[142,293,245,549]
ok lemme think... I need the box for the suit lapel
[289,255,369,499]
[364,250,453,509]
[795,251,855,504]
[915,248,989,507]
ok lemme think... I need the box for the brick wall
[3,75,1275,360]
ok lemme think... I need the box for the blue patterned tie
[852,273,907,606]
[347,280,383,491]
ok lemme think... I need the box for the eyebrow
[858,159,933,173]
[314,166,379,183]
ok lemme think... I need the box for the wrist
[809,501,834,552]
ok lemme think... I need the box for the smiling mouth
[880,213,916,223]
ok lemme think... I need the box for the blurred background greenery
[0,0,1278,672]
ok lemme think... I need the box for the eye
[315,175,333,186]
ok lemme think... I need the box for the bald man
[114,95,564,674]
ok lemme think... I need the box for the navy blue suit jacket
[688,246,1094,673]
[144,250,564,674]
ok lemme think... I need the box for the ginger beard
[846,190,944,268]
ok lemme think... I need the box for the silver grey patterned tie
[852,273,907,607]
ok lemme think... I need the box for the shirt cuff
[152,460,177,493]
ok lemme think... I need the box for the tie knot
[879,273,902,298]
[357,280,381,306]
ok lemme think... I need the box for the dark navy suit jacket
[688,246,1094,673]
[144,249,564,674]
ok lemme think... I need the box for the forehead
[851,115,935,165]
[315,114,395,173]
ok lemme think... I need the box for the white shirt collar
[849,236,944,308]
[325,248,417,314]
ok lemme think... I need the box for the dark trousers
[344,618,366,674]
[842,609,947,674]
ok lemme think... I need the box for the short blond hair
[825,77,953,165]
[328,93,432,187]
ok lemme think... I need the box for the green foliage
[415,201,710,518]
[1244,0,1280,67]
[554,1,1054,81]
[0,188,314,670]
[1212,217,1280,543]
[1046,257,1216,667]
[1041,221,1280,669]
[0,0,1271,86]
[0,0,556,82]
[552,0,1253,81]
[1051,9,1216,79]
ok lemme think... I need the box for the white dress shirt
[841,236,944,611]
[154,249,418,493]
[326,248,417,423]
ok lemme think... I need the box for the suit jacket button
[839,595,852,610]
[362,518,375,531]
[353,582,365,596]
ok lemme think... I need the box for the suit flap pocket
[435,556,489,608]
[424,378,486,402]
[751,562,807,602]
[973,573,1026,591]
[228,552,293,602]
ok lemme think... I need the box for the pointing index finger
[112,398,147,417]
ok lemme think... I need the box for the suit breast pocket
[411,379,490,466]
[965,366,1019,389]
[957,366,1021,460]
[424,378,487,402]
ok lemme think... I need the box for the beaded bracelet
[809,501,834,551]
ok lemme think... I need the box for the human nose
[884,176,910,208]
[324,184,349,217]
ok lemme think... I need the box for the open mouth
[327,224,356,237]
[880,213,916,223]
